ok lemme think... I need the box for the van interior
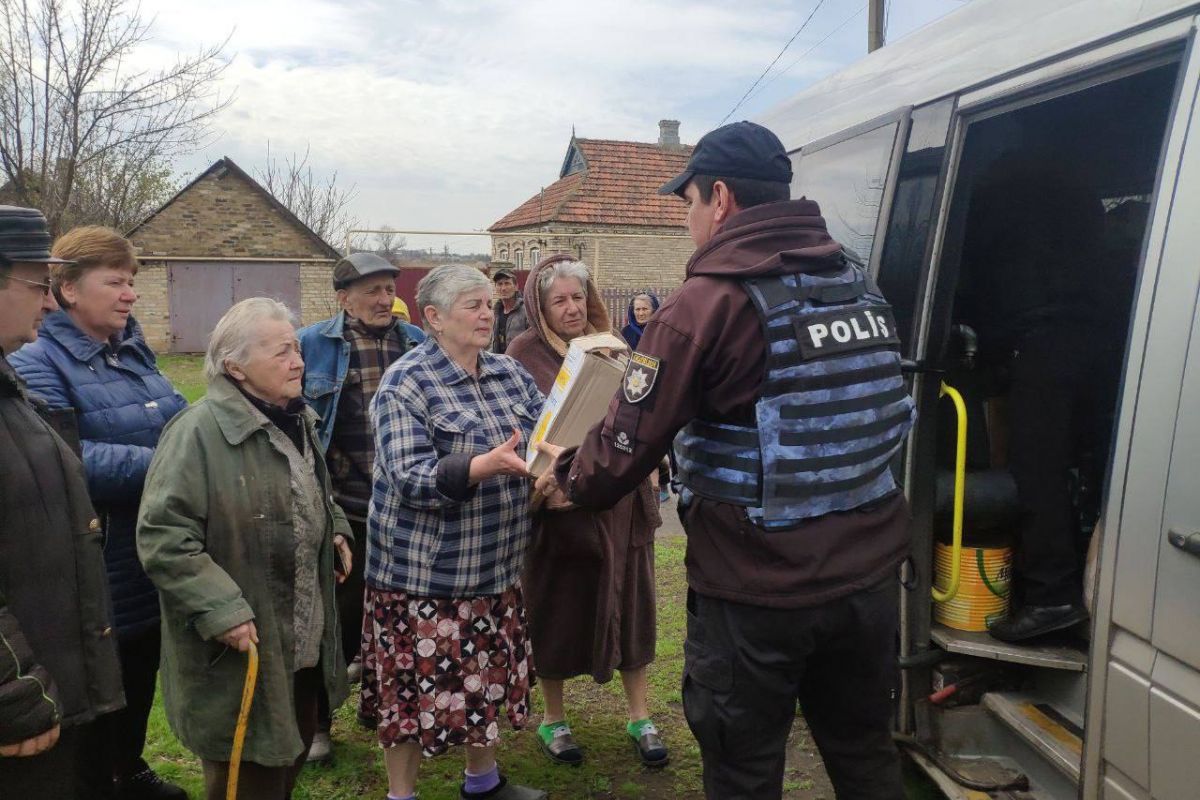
[928,61,1180,615]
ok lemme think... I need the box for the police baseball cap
[658,121,793,197]
[0,206,74,264]
[332,252,400,289]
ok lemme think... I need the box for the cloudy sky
[136,0,965,249]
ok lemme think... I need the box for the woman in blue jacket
[11,226,187,800]
[620,292,660,351]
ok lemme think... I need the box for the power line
[742,3,868,107]
[718,0,829,126]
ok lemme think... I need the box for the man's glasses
[6,274,53,296]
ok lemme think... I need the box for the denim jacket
[297,312,424,450]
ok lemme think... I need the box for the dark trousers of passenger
[682,578,904,800]
[77,625,162,795]
[316,517,367,733]
[0,723,91,799]
[201,666,321,800]
[1008,325,1117,607]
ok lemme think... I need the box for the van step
[982,691,1082,783]
[932,624,1087,671]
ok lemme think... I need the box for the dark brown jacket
[557,200,911,608]
[508,255,661,681]
[0,356,124,745]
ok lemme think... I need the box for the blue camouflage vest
[674,263,916,528]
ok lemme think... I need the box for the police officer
[535,122,915,800]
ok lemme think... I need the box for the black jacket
[0,356,124,745]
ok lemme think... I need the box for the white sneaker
[306,730,332,763]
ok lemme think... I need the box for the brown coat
[507,255,661,682]
[556,200,911,608]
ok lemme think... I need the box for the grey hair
[632,293,654,306]
[416,264,492,327]
[203,297,295,383]
[536,260,590,298]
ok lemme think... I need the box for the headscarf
[391,297,411,322]
[515,253,612,362]
[621,291,661,350]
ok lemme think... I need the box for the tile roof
[490,138,693,231]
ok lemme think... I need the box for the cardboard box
[526,332,629,476]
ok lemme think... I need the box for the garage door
[168,262,302,353]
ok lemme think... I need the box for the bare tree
[256,142,358,251]
[373,225,406,260]
[0,0,230,233]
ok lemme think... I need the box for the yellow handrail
[227,641,260,800]
[933,382,967,603]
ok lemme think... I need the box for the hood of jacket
[686,198,845,280]
[520,253,611,359]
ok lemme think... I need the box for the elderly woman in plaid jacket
[360,264,546,800]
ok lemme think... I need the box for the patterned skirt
[359,584,534,756]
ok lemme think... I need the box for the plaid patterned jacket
[367,337,544,596]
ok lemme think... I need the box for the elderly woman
[506,256,667,768]
[136,298,353,800]
[10,225,188,799]
[361,264,545,800]
[620,291,660,350]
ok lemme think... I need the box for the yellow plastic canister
[933,542,1013,632]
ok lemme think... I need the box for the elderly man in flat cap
[0,205,124,797]
[297,252,416,760]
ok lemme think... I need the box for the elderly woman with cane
[359,264,546,800]
[137,298,353,800]
[507,256,667,768]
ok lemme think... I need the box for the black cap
[492,268,516,281]
[0,206,73,264]
[332,252,400,289]
[658,121,792,196]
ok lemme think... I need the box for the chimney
[658,119,681,150]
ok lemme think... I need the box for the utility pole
[868,0,885,52]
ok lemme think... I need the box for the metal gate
[168,261,302,353]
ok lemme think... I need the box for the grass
[147,358,944,799]
[159,354,206,402]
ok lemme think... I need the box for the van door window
[792,120,900,267]
[876,98,954,354]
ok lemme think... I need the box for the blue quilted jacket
[10,311,187,638]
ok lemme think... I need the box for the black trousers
[0,724,88,800]
[682,580,904,800]
[1007,325,1119,606]
[74,625,161,796]
[317,517,367,731]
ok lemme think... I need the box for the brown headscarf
[516,253,609,362]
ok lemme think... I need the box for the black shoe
[537,724,584,766]
[460,775,548,799]
[629,723,669,768]
[114,767,187,800]
[988,604,1088,643]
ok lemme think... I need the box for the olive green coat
[136,377,352,767]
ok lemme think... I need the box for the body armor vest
[674,264,916,527]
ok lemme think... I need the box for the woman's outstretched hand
[470,429,529,483]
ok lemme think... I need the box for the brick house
[489,121,694,295]
[127,157,340,353]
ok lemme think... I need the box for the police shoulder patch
[623,352,660,404]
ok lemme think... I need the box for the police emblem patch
[623,353,660,404]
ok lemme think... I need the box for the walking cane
[226,641,260,800]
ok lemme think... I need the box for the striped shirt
[366,337,544,596]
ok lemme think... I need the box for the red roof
[490,138,693,231]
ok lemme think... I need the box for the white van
[761,1,1200,798]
